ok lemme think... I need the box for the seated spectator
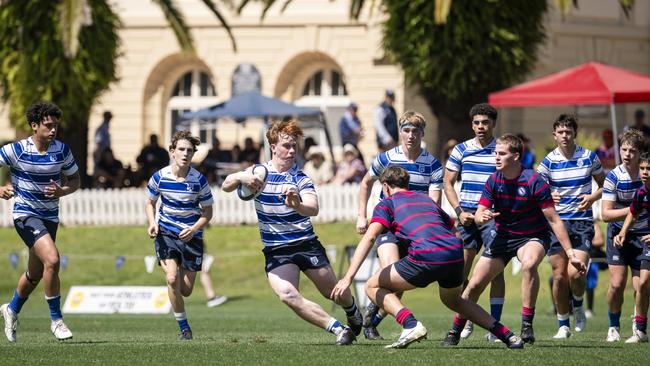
[94,148,126,188]
[297,136,317,168]
[136,134,169,182]
[303,146,333,185]
[200,138,232,185]
[596,129,616,175]
[240,137,260,165]
[231,144,242,164]
[332,144,366,184]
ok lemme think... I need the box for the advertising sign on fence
[62,286,171,314]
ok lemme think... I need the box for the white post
[610,103,621,165]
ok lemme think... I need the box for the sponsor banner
[63,286,171,314]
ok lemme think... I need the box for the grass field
[0,223,645,365]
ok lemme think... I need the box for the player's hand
[613,234,625,248]
[239,170,264,191]
[356,216,368,234]
[148,224,158,238]
[480,209,499,223]
[569,255,587,275]
[43,179,64,198]
[331,278,352,302]
[577,194,594,211]
[640,234,650,245]
[179,227,196,242]
[283,187,301,209]
[459,211,475,226]
[0,186,14,200]
[551,190,561,205]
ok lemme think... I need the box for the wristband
[454,206,463,217]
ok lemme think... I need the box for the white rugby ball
[237,164,268,201]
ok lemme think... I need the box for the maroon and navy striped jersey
[478,169,554,238]
[370,191,463,265]
[630,185,650,219]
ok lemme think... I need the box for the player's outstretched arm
[543,206,586,274]
[222,167,261,193]
[356,172,376,234]
[331,222,384,302]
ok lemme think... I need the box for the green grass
[0,224,644,365]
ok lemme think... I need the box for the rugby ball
[237,164,268,201]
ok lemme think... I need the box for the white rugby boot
[51,318,73,341]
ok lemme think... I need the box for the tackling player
[355,110,443,340]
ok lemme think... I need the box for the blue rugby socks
[490,298,504,322]
[326,318,344,334]
[557,312,570,328]
[175,311,190,331]
[8,290,28,314]
[608,311,621,328]
[45,294,62,321]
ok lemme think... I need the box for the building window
[301,70,346,97]
[167,70,219,146]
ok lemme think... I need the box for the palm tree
[0,0,236,186]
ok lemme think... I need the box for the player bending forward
[331,165,524,349]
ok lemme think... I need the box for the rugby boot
[362,302,382,340]
[178,328,193,340]
[385,321,427,349]
[0,304,17,343]
[335,326,356,345]
[460,321,474,339]
[485,332,502,343]
[51,319,73,341]
[440,329,461,347]
[552,325,571,339]
[504,335,525,349]
[625,329,648,343]
[520,322,535,344]
[346,307,363,336]
[606,326,620,342]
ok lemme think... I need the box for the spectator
[339,103,364,163]
[93,111,112,167]
[628,109,650,140]
[94,148,126,188]
[231,144,242,163]
[240,137,260,165]
[517,133,536,169]
[596,129,616,175]
[374,89,398,152]
[332,144,366,184]
[303,146,333,185]
[136,134,170,182]
[199,138,232,185]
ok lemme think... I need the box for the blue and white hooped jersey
[537,146,602,221]
[146,166,213,238]
[445,137,496,210]
[0,137,78,222]
[370,146,443,195]
[254,162,317,247]
[603,164,650,234]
